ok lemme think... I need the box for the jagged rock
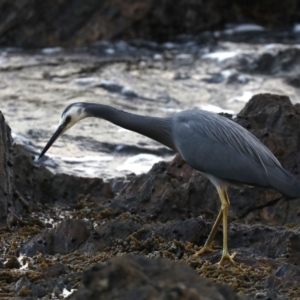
[12,144,114,207]
[21,219,92,256]
[0,112,13,226]
[236,48,300,75]
[71,255,249,300]
[0,0,300,47]
[4,94,300,299]
[14,277,47,298]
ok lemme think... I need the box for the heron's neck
[85,103,175,150]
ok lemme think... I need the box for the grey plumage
[172,109,300,199]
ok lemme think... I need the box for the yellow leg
[194,187,236,265]
[217,187,236,265]
[194,207,223,255]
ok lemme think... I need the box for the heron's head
[38,103,88,159]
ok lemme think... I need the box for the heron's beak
[38,124,66,160]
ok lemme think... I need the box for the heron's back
[171,109,300,199]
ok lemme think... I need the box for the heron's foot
[218,251,237,266]
[194,245,216,257]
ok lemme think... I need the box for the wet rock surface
[2,0,300,47]
[0,112,12,226]
[72,255,248,300]
[0,94,300,299]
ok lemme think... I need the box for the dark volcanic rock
[21,219,91,256]
[1,0,300,47]
[71,255,248,300]
[0,112,13,226]
[12,144,114,208]
[237,94,300,171]
[80,217,143,253]
[284,73,300,88]
[14,277,47,298]
[3,93,300,299]
[267,264,300,292]
[236,48,300,75]
[78,217,210,254]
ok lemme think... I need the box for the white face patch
[59,104,88,133]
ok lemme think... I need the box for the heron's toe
[217,251,237,266]
[194,245,216,257]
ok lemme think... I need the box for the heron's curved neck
[85,103,175,150]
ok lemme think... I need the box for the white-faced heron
[39,102,300,265]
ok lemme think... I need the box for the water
[1,27,300,179]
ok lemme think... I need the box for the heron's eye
[65,116,71,123]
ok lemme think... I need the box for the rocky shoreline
[0,94,300,299]
[1,2,300,299]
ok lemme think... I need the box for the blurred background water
[1,0,300,179]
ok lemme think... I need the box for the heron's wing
[172,110,283,186]
[172,110,300,197]
[175,110,281,167]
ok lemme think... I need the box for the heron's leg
[217,187,236,266]
[194,208,223,256]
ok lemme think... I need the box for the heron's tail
[268,167,300,199]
